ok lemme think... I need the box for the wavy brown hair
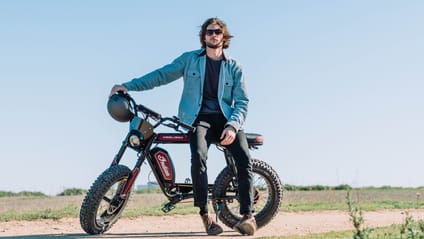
[199,17,233,49]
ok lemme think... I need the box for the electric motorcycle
[79,92,283,234]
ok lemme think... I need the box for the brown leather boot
[233,214,257,235]
[200,213,223,235]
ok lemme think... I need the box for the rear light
[255,136,264,143]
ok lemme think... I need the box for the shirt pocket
[222,79,234,102]
[224,80,234,87]
[186,69,201,81]
[183,69,202,99]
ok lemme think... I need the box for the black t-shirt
[200,56,222,114]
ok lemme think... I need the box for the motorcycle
[79,92,283,234]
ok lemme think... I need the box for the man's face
[204,24,224,49]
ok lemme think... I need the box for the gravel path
[1,209,424,238]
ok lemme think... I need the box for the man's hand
[220,126,237,145]
[109,84,128,97]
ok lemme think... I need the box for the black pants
[189,113,254,215]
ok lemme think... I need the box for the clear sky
[1,1,423,195]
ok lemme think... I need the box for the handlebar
[136,104,161,120]
[158,116,195,132]
[172,116,196,132]
[117,92,195,132]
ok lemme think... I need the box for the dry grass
[284,189,424,204]
[0,193,167,213]
[2,189,423,212]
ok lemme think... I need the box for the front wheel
[80,165,132,234]
[212,159,283,229]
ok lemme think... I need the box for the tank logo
[157,134,190,142]
[154,152,173,181]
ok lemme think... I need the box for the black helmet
[107,93,134,122]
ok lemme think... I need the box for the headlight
[129,135,141,147]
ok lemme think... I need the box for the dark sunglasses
[206,29,223,36]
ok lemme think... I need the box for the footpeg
[161,203,175,213]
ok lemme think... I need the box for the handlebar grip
[137,104,162,119]
[172,116,195,132]
[180,122,195,132]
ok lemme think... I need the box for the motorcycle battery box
[149,147,176,186]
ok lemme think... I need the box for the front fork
[110,132,131,167]
[109,131,152,200]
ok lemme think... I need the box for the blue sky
[1,1,423,195]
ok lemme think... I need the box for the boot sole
[234,223,256,236]
[207,228,223,236]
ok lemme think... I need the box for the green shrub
[0,191,46,197]
[283,184,352,191]
[57,188,87,196]
[347,190,373,239]
[333,184,352,190]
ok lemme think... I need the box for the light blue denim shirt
[122,49,249,131]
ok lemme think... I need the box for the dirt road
[1,210,424,238]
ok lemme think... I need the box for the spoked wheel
[80,165,132,234]
[212,159,283,229]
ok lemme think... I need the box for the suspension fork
[110,132,132,166]
[117,135,156,200]
[118,153,145,200]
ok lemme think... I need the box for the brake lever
[163,123,178,129]
[172,116,195,132]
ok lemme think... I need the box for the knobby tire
[80,165,132,234]
[212,159,283,229]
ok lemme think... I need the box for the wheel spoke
[102,196,112,203]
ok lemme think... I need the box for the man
[109,17,256,236]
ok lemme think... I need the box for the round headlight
[129,135,141,147]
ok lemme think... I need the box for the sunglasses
[206,29,223,36]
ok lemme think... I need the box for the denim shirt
[122,49,249,131]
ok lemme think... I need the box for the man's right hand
[109,84,128,97]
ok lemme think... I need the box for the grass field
[1,187,424,221]
[2,188,424,238]
[0,193,168,221]
[284,188,424,211]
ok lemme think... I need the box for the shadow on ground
[0,230,245,239]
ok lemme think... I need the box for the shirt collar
[197,49,230,62]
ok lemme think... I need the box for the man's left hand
[220,126,236,145]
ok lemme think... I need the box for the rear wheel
[212,159,283,229]
[80,165,132,234]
